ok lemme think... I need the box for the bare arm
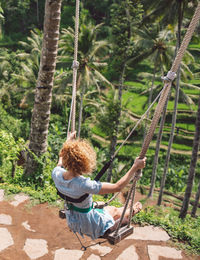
[57,131,76,166]
[98,157,146,195]
[57,156,63,167]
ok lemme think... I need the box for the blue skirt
[65,207,115,240]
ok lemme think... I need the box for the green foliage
[0,129,25,180]
[0,105,29,140]
[97,94,121,138]
[1,0,45,40]
[0,182,58,203]
[133,206,200,255]
[108,0,143,79]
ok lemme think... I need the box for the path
[0,189,199,260]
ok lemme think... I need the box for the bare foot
[132,202,142,216]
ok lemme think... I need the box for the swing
[57,0,200,246]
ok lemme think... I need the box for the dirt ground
[0,191,199,260]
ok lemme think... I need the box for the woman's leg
[100,202,142,237]
[105,201,142,223]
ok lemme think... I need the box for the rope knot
[161,71,176,82]
[72,60,79,69]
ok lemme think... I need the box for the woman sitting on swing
[52,131,146,240]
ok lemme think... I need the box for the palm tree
[0,3,4,37]
[24,0,62,176]
[11,29,42,108]
[141,0,198,27]
[179,96,200,218]
[0,48,22,109]
[105,0,143,183]
[135,25,174,140]
[58,11,112,137]
[191,181,200,217]
[135,24,197,198]
[157,1,199,205]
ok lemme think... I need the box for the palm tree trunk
[191,181,200,217]
[148,91,170,198]
[24,0,62,176]
[157,2,183,205]
[179,97,200,218]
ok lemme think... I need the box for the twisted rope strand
[70,0,80,132]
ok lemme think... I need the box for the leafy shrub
[0,129,25,181]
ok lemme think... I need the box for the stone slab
[0,214,12,225]
[116,245,138,260]
[10,194,29,207]
[0,189,4,201]
[87,254,101,260]
[90,244,112,256]
[148,245,182,260]
[23,238,48,259]
[54,248,84,260]
[22,221,36,232]
[0,228,14,252]
[125,225,170,241]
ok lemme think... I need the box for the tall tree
[135,25,174,140]
[59,11,112,137]
[141,0,198,27]
[157,0,200,205]
[157,0,184,205]
[12,29,42,108]
[106,0,143,182]
[191,181,200,217]
[179,96,200,218]
[0,3,4,36]
[24,0,62,176]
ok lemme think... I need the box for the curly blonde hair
[59,139,96,175]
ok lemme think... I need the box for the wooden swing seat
[107,225,134,245]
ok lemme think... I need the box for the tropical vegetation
[0,0,200,255]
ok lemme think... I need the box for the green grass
[92,125,107,138]
[175,123,196,132]
[182,88,200,95]
[187,79,200,86]
[167,101,195,111]
[189,43,200,49]
[122,91,148,115]
[124,81,146,89]
[162,141,192,151]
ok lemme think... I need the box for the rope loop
[72,60,79,69]
[161,71,176,82]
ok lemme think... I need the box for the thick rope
[114,3,200,236]
[69,0,80,133]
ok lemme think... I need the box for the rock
[0,228,14,252]
[23,238,48,259]
[21,221,36,232]
[90,244,112,256]
[148,245,182,260]
[10,194,29,207]
[116,245,138,260]
[125,225,170,241]
[0,214,12,225]
[54,248,84,260]
[0,189,4,201]
[87,254,101,260]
